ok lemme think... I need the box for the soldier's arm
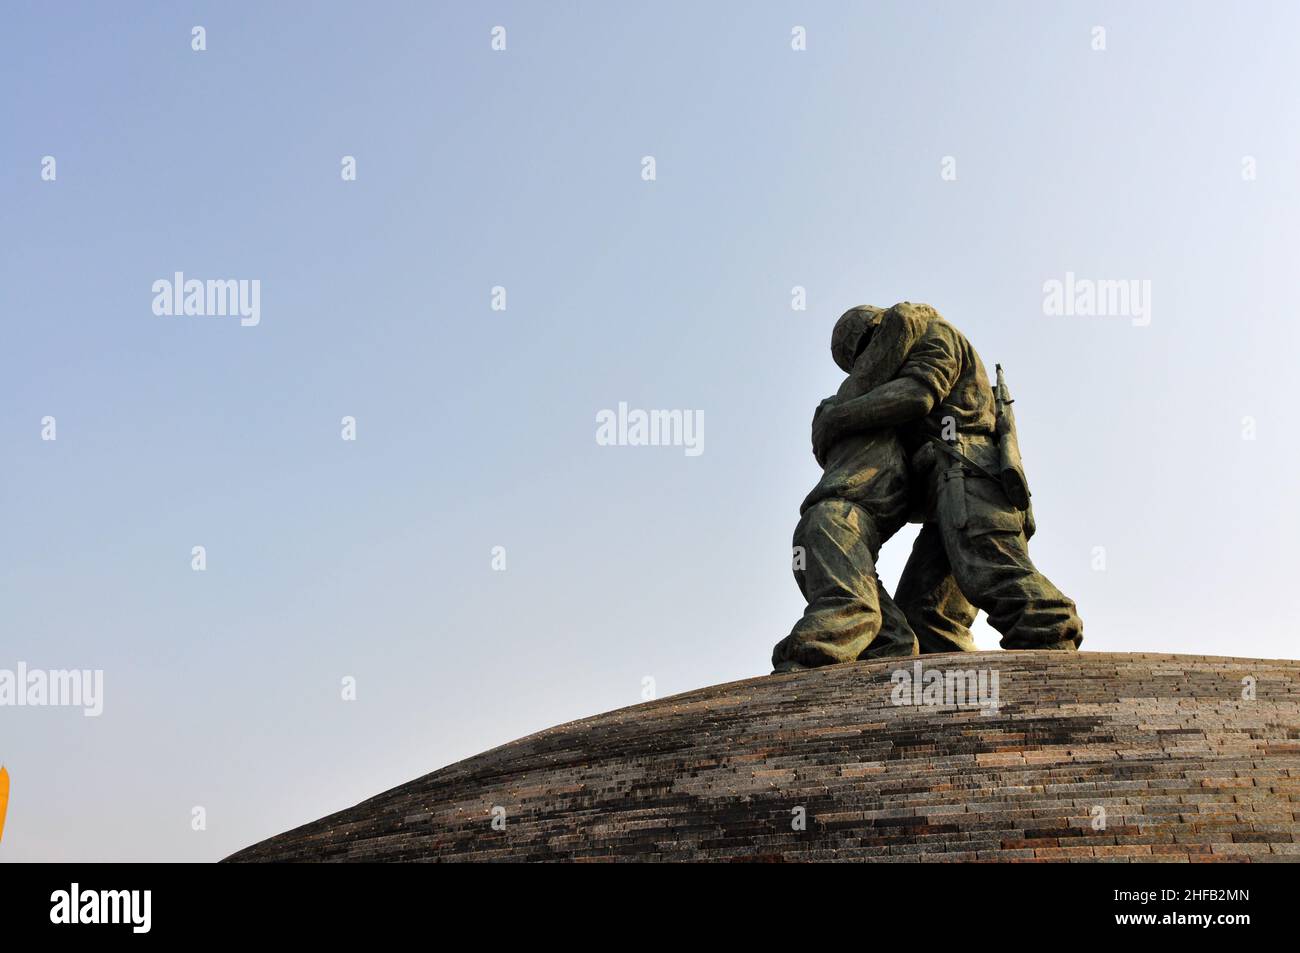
[812,362,871,431]
[812,378,936,453]
[812,322,961,457]
[808,375,869,466]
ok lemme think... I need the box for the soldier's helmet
[830,305,884,373]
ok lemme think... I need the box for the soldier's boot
[772,499,918,671]
[895,522,980,653]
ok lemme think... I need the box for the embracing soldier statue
[772,302,1082,673]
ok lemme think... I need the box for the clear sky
[2,2,1297,861]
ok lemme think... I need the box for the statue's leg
[939,468,1083,650]
[895,522,979,654]
[860,585,921,659]
[773,499,914,668]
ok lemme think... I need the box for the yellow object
[0,765,9,845]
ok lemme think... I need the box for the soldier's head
[831,305,885,373]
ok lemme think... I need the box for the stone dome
[225,652,1300,862]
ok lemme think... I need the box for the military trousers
[772,498,918,669]
[895,439,1083,653]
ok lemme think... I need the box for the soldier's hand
[811,403,840,465]
[812,396,839,423]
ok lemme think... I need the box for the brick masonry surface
[225,652,1300,863]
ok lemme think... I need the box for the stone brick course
[225,652,1300,862]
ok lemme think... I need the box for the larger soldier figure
[811,302,1083,654]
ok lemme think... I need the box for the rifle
[994,364,1032,510]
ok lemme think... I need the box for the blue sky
[2,2,1297,860]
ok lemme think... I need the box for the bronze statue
[774,303,1082,672]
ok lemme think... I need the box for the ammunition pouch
[930,435,1029,538]
[939,464,968,530]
